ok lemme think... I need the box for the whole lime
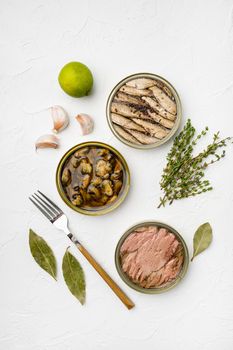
[58,62,93,97]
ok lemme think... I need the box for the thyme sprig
[158,119,232,208]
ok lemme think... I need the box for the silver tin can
[106,73,182,149]
[115,221,189,294]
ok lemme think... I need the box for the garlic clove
[51,105,69,133]
[35,134,59,150]
[75,113,94,135]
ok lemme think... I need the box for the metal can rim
[106,72,182,149]
[56,141,130,216]
[115,220,189,294]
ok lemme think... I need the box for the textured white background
[1,0,233,349]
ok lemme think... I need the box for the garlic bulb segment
[51,105,69,133]
[75,113,94,135]
[35,134,59,150]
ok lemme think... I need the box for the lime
[58,62,93,97]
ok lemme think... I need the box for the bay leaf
[62,248,85,305]
[29,229,57,280]
[191,222,213,261]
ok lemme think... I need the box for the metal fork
[29,190,135,310]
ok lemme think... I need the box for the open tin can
[56,141,130,216]
[115,221,189,294]
[106,73,182,149]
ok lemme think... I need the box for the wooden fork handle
[76,243,135,310]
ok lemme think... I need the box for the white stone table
[1,1,233,349]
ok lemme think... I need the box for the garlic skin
[75,113,94,135]
[35,134,59,150]
[51,105,69,133]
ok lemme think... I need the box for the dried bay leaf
[29,229,57,279]
[62,248,85,305]
[191,223,213,261]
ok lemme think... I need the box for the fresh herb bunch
[158,119,232,208]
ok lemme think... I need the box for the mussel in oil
[60,145,125,209]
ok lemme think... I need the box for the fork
[29,190,135,310]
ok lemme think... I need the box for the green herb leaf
[62,248,85,305]
[191,223,213,261]
[29,229,57,280]
[158,119,232,208]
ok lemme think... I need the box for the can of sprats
[106,73,182,149]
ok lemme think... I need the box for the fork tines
[29,190,63,222]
